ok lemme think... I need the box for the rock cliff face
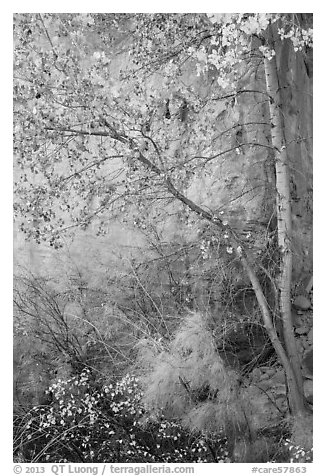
[14,20,312,291]
[186,44,312,280]
[278,37,313,279]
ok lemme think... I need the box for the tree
[14,13,313,420]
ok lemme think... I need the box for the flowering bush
[14,369,228,463]
[283,440,313,463]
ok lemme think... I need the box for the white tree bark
[263,24,306,415]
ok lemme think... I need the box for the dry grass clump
[139,312,245,436]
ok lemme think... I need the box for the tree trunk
[263,24,306,415]
[134,146,306,414]
[68,67,309,416]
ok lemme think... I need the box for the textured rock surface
[293,295,311,311]
[303,379,313,403]
[307,328,313,344]
[302,349,313,378]
[295,326,309,335]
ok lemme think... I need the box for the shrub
[283,440,313,463]
[139,312,246,440]
[14,369,228,463]
[283,414,313,463]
